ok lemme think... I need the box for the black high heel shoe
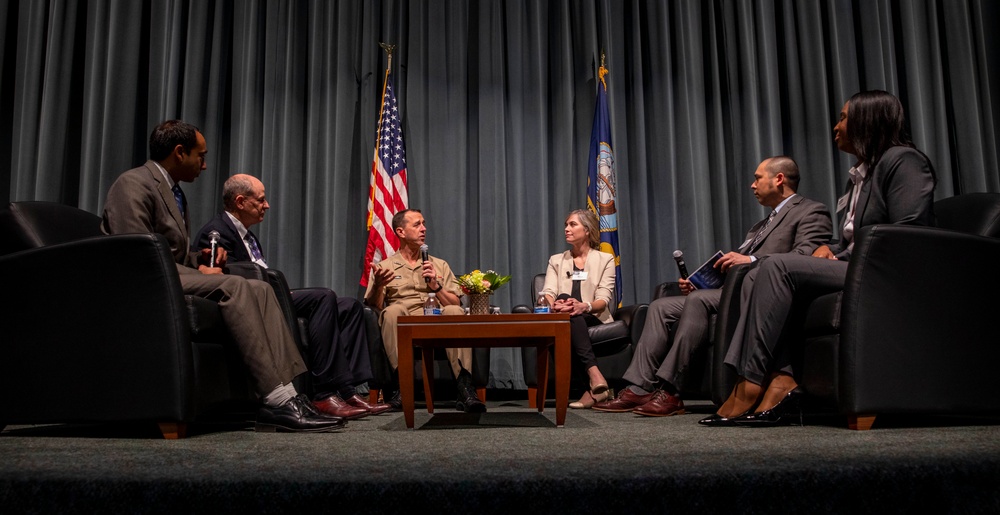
[732,388,804,427]
[698,408,753,427]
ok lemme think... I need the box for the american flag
[361,70,408,287]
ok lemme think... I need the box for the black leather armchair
[515,274,648,406]
[0,201,256,438]
[711,193,1000,429]
[800,192,1000,429]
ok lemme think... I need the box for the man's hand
[197,247,227,269]
[678,277,695,295]
[715,251,751,272]
[812,245,837,260]
[422,260,440,290]
[372,267,394,288]
[198,264,224,275]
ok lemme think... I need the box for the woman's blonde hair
[567,209,601,250]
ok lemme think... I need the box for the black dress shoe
[733,388,805,427]
[256,394,347,433]
[386,389,402,412]
[456,371,486,413]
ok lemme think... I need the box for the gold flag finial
[380,42,396,69]
[600,51,606,69]
[598,51,609,88]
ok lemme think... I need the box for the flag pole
[368,43,396,231]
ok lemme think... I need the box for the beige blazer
[541,249,615,324]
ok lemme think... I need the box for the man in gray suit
[101,120,344,433]
[594,156,832,416]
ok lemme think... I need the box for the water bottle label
[533,306,550,314]
[424,307,441,316]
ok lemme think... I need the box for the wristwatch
[429,283,443,293]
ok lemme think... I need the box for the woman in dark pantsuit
[703,91,937,427]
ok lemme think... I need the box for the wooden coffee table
[396,313,571,429]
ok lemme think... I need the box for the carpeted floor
[3,395,1000,513]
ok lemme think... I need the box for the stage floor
[3,397,1000,513]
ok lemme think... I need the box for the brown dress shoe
[313,395,369,420]
[592,387,655,412]
[632,390,686,417]
[345,393,392,415]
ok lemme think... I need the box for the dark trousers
[290,288,373,397]
[570,314,603,369]
[724,254,849,385]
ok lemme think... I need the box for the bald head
[223,174,269,228]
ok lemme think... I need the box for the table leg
[422,347,435,413]
[554,322,570,427]
[535,345,549,412]
[398,326,415,429]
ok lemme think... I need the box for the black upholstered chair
[514,274,648,406]
[0,201,256,439]
[712,192,1000,429]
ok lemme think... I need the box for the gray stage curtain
[2,0,998,389]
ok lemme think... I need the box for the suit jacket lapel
[147,161,191,253]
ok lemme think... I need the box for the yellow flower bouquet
[455,269,512,295]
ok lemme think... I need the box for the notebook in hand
[688,251,725,290]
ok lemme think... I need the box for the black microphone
[556,293,571,301]
[420,244,430,282]
[208,230,221,268]
[673,250,689,279]
[566,270,572,278]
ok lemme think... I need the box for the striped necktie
[245,233,265,262]
[749,210,776,252]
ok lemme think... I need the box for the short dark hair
[149,120,200,161]
[846,90,911,166]
[391,209,422,232]
[764,155,800,192]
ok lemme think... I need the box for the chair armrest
[0,234,201,423]
[653,281,683,299]
[838,224,1000,414]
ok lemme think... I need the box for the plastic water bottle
[424,292,441,315]
[534,295,551,314]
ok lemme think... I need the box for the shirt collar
[773,193,796,214]
[152,161,175,188]
[849,162,869,185]
[224,211,250,241]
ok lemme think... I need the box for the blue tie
[171,184,186,219]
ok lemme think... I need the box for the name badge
[836,193,850,213]
[571,270,588,281]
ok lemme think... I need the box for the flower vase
[469,293,491,315]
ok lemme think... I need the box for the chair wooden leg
[370,388,381,405]
[158,422,187,439]
[528,387,538,409]
[476,387,486,403]
[848,414,876,430]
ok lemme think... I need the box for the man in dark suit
[594,156,832,416]
[193,174,390,418]
[101,120,344,433]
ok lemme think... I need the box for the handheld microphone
[673,250,689,279]
[208,230,221,268]
[420,244,430,282]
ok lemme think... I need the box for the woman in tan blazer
[540,209,616,408]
